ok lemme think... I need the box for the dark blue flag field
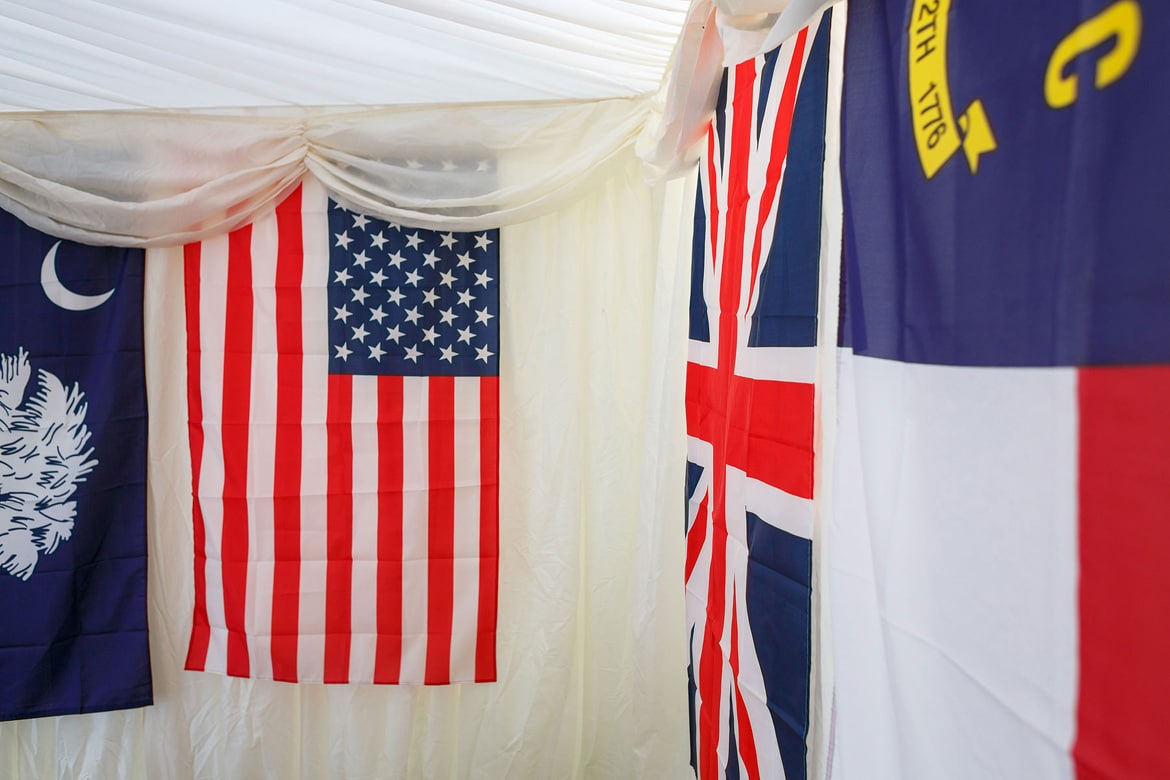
[0,210,149,721]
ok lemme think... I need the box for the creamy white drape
[0,151,696,780]
[638,0,840,180]
[0,97,658,245]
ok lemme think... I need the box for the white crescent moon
[41,241,115,311]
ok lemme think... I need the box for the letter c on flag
[1045,0,1142,109]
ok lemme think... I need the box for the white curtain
[0,151,696,779]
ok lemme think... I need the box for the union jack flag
[685,12,832,779]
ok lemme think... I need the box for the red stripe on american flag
[1075,366,1170,780]
[183,243,211,672]
[375,376,405,684]
[221,226,254,678]
[426,376,456,684]
[325,373,354,683]
[476,375,500,681]
[270,186,304,682]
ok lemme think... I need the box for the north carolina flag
[0,209,149,721]
[831,2,1170,779]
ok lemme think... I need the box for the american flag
[183,177,499,685]
[685,12,831,779]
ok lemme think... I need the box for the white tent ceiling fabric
[0,0,689,111]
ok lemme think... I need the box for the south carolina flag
[830,2,1170,779]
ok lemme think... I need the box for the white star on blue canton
[457,289,475,307]
[405,269,422,286]
[370,232,388,249]
[474,233,493,250]
[388,287,405,305]
[389,252,407,268]
[422,288,439,306]
[370,306,388,324]
[351,286,369,305]
[352,214,369,230]
[440,345,458,363]
[404,307,422,324]
[386,324,403,342]
[405,232,423,249]
[474,270,493,288]
[369,343,386,361]
[333,304,352,322]
[351,323,370,342]
[421,326,439,344]
[404,344,421,362]
[353,251,371,269]
[476,344,494,363]
[475,307,494,325]
[369,269,388,286]
[335,231,353,249]
[440,233,457,249]
[457,326,474,344]
[335,343,352,360]
[334,267,352,285]
[456,252,474,270]
[439,270,457,288]
[439,307,457,326]
[423,251,441,268]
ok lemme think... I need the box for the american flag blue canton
[326,202,500,377]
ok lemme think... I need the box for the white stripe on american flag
[196,231,230,677]
[349,376,381,683]
[400,377,430,683]
[247,213,279,682]
[450,377,482,680]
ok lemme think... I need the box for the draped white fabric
[0,97,655,245]
[637,0,840,180]
[0,153,696,779]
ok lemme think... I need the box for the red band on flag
[374,376,405,684]
[271,186,305,682]
[324,373,354,683]
[426,376,456,684]
[183,243,211,672]
[221,226,254,679]
[1076,366,1170,780]
[476,376,500,682]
